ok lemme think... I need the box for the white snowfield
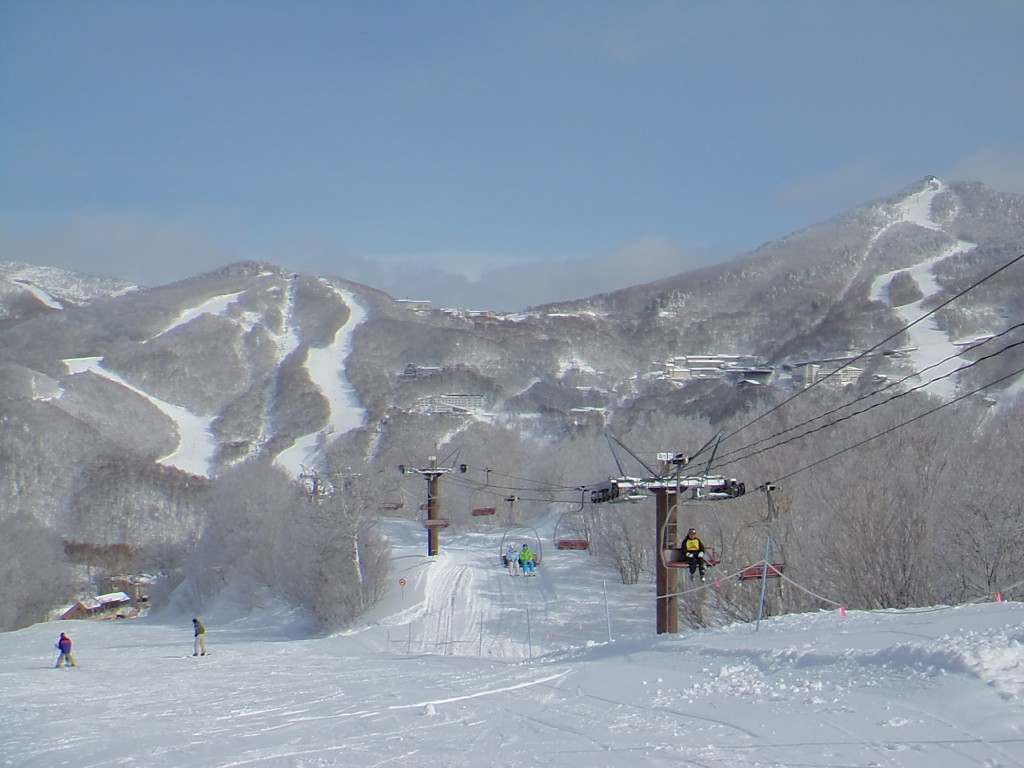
[274,285,367,477]
[63,356,218,476]
[3,519,1024,768]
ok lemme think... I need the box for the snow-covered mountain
[0,261,136,322]
[2,178,1024,550]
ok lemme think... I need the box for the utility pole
[399,456,466,556]
[653,451,689,634]
[654,486,679,634]
[505,494,519,525]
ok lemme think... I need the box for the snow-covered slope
[868,179,979,398]
[0,260,136,306]
[274,285,368,476]
[3,518,1023,767]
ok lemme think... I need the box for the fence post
[603,580,612,642]
[755,532,772,632]
[526,606,532,659]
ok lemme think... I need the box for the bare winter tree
[0,513,74,631]
[744,388,963,610]
[183,460,304,609]
[937,398,1024,600]
[181,459,389,630]
[294,464,392,629]
[592,503,652,584]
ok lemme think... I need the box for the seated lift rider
[681,528,707,581]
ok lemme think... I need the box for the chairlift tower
[653,485,679,634]
[399,456,466,556]
[504,494,519,525]
[591,436,748,635]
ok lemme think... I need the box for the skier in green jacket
[520,544,536,576]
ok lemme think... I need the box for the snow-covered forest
[5,380,1024,635]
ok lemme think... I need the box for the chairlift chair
[499,524,543,568]
[738,562,785,581]
[553,506,590,551]
[658,498,724,572]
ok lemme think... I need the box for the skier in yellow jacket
[681,528,707,581]
[192,617,207,656]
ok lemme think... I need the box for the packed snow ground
[4,517,1024,768]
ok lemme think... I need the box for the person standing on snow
[192,617,208,656]
[55,631,76,667]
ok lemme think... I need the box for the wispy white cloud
[945,144,1024,194]
[769,147,1024,228]
[0,208,245,287]
[357,236,719,312]
[770,160,904,215]
[0,207,716,311]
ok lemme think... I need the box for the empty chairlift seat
[555,538,590,550]
[737,563,785,581]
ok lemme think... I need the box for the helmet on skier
[688,528,697,535]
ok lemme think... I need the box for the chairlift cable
[717,336,1024,472]
[767,362,1024,485]
[713,321,1024,467]
[605,430,660,477]
[683,430,724,472]
[457,464,601,493]
[715,250,1024,450]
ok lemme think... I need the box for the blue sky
[2,1,1022,311]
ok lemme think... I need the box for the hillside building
[428,393,485,413]
[665,354,771,384]
[59,591,133,620]
[401,363,441,379]
[396,299,432,313]
[792,362,864,388]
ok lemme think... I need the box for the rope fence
[659,557,1018,620]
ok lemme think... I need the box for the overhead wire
[459,464,591,493]
[442,473,592,507]
[715,331,1024,471]
[712,321,1024,467]
[767,361,1024,485]
[695,250,1024,463]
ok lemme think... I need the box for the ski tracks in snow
[415,542,533,658]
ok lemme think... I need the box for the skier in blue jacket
[55,632,76,668]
